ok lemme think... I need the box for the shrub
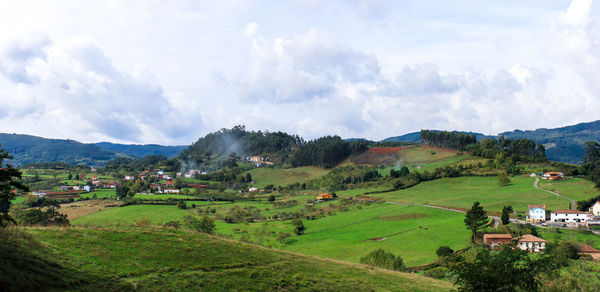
[291,219,305,235]
[277,232,291,242]
[359,248,405,271]
[183,215,216,234]
[424,266,449,279]
[136,217,150,227]
[177,201,187,209]
[163,220,180,229]
[436,246,454,257]
[267,194,275,202]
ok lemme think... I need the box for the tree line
[420,130,546,161]
[290,136,368,168]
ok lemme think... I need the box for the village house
[249,187,258,193]
[542,172,564,180]
[526,204,546,222]
[32,191,47,197]
[483,234,512,248]
[590,202,600,216]
[317,193,334,201]
[550,209,588,227]
[124,175,135,181]
[516,234,547,252]
[577,244,600,260]
[248,156,263,163]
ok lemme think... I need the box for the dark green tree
[245,173,252,182]
[267,194,275,202]
[436,246,455,257]
[0,145,29,227]
[291,219,305,235]
[360,248,405,271]
[501,206,513,225]
[116,185,130,200]
[464,201,488,243]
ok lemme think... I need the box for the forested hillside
[499,120,600,164]
[93,142,185,158]
[0,134,117,166]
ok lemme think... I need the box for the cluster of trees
[290,136,368,168]
[420,130,477,151]
[576,141,600,210]
[360,248,405,271]
[0,146,28,227]
[420,130,547,162]
[180,125,303,166]
[104,154,179,172]
[470,137,546,162]
[221,206,263,223]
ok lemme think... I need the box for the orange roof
[578,244,600,253]
[551,209,586,214]
[517,234,547,243]
[528,204,546,210]
[483,234,512,239]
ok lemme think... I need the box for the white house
[550,209,588,226]
[164,189,180,194]
[83,186,91,192]
[124,175,135,181]
[517,234,547,252]
[526,204,546,222]
[249,187,258,192]
[590,202,600,216]
[32,191,47,197]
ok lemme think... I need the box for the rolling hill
[0,133,186,166]
[382,120,600,164]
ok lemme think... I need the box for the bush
[177,201,187,209]
[424,266,449,279]
[183,215,216,234]
[359,248,405,271]
[267,194,275,202]
[163,220,180,229]
[291,219,305,235]
[277,232,291,242]
[436,246,454,257]
[136,217,151,227]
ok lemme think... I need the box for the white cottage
[526,204,546,222]
[590,202,600,216]
[550,209,587,226]
[517,234,547,252]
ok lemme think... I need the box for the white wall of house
[518,241,546,252]
[528,207,546,221]
[551,212,587,223]
[592,203,600,216]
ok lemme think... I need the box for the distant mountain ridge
[0,133,186,166]
[379,121,600,164]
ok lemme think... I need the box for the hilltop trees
[291,136,367,168]
[464,201,488,243]
[420,130,477,151]
[0,145,28,228]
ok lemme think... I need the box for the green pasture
[79,189,115,199]
[132,194,199,200]
[537,178,600,202]
[243,166,330,188]
[16,227,452,291]
[72,205,194,226]
[368,176,594,213]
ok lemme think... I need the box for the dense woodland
[420,130,546,162]
[290,136,369,168]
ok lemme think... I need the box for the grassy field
[368,176,596,213]
[72,204,195,227]
[79,189,115,199]
[132,194,199,200]
[1,227,453,291]
[537,178,600,202]
[538,227,600,248]
[243,166,330,188]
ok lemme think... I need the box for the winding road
[533,177,576,210]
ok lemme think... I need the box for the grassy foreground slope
[1,227,453,291]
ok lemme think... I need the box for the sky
[0,0,598,145]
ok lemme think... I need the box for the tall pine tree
[464,201,488,243]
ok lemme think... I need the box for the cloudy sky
[0,0,598,145]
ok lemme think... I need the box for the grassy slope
[369,176,595,213]
[537,178,600,203]
[244,166,330,188]
[74,202,470,266]
[2,227,453,291]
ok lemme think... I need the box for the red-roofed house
[550,209,588,227]
[483,234,512,248]
[542,172,564,180]
[516,234,547,252]
[578,244,600,260]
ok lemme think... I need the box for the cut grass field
[2,227,453,291]
[60,200,123,221]
[369,176,596,213]
[244,166,330,188]
[537,178,600,203]
[72,204,195,227]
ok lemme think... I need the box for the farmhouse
[483,234,512,248]
[590,202,600,216]
[542,172,564,180]
[516,234,547,252]
[124,175,135,180]
[526,204,546,222]
[249,187,258,192]
[577,244,600,260]
[550,209,588,227]
[317,193,334,201]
